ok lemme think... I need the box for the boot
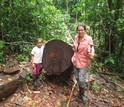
[33,76,39,90]
[79,87,87,104]
[77,87,81,99]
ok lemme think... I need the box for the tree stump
[42,39,74,75]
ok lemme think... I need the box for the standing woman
[71,23,94,104]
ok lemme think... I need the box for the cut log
[0,65,4,73]
[3,56,20,74]
[42,39,74,75]
[0,68,28,101]
[0,73,22,101]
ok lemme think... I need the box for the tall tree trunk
[105,34,109,52]
[107,0,122,54]
[66,0,69,14]
[75,12,78,23]
[53,0,58,6]
[114,0,122,21]
[0,0,2,40]
[11,0,15,26]
[107,0,112,10]
[118,31,124,57]
[112,0,122,54]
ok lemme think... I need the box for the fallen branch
[25,82,32,93]
[66,81,77,107]
[93,68,124,91]
[99,70,124,79]
[114,82,124,91]
[5,41,34,45]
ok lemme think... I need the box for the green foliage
[0,41,5,62]
[0,41,5,49]
[0,0,124,73]
[0,52,4,62]
[16,44,31,61]
[16,54,29,61]
[104,57,115,65]
[92,82,100,93]
[1,0,72,48]
[26,72,31,81]
[20,44,32,54]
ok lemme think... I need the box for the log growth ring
[42,39,74,75]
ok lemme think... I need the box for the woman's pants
[73,66,87,102]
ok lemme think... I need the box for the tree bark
[107,0,112,10]
[107,0,122,54]
[114,0,122,21]
[111,0,122,54]
[118,31,124,57]
[0,0,2,40]
[66,0,69,14]
[0,73,22,100]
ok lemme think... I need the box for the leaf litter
[0,61,124,107]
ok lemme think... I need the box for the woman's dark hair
[76,23,86,31]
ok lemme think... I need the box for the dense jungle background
[0,0,124,107]
[0,0,124,73]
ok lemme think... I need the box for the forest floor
[0,61,124,107]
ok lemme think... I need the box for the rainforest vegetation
[0,0,124,73]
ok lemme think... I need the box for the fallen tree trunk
[0,73,22,101]
[93,68,124,91]
[42,39,74,75]
[0,67,27,101]
[3,55,20,74]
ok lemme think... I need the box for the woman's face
[77,26,85,36]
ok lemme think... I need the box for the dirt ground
[0,62,124,107]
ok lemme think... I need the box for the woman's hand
[32,63,35,68]
[68,43,73,47]
[89,53,94,59]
